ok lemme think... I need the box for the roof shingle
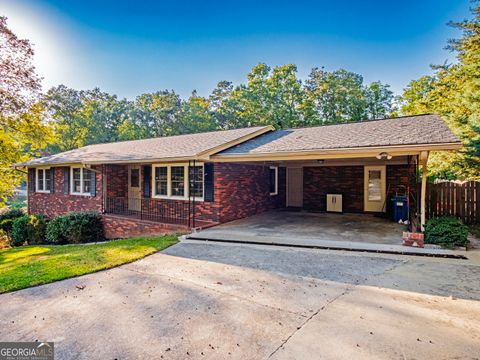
[17,126,270,166]
[218,114,460,156]
[16,114,460,167]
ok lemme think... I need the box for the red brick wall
[102,214,188,239]
[303,166,364,212]
[27,162,286,236]
[214,163,286,223]
[106,165,127,198]
[387,164,418,212]
[303,164,416,213]
[28,166,103,218]
[133,162,285,224]
[387,164,417,198]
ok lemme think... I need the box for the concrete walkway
[188,211,465,257]
[0,241,479,359]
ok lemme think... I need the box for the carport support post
[420,151,429,232]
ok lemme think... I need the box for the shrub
[424,216,469,249]
[10,214,47,246]
[46,212,104,244]
[0,218,14,235]
[0,208,24,222]
[0,209,25,241]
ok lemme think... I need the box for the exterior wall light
[376,152,392,160]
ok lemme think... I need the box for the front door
[287,167,303,207]
[128,165,141,211]
[364,165,386,212]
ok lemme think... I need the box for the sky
[1,0,472,99]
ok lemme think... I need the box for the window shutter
[64,168,70,194]
[143,165,152,198]
[90,170,96,197]
[204,163,214,202]
[28,168,36,193]
[50,168,55,193]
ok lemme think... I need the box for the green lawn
[0,236,178,293]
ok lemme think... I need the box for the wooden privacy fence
[426,181,480,224]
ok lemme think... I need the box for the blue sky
[1,0,471,99]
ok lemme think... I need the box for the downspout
[188,160,191,228]
[102,165,107,213]
[192,159,196,229]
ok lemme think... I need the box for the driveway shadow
[164,242,480,301]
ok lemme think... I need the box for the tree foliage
[0,17,53,205]
[399,5,480,180]
[39,63,394,153]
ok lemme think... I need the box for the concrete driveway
[1,241,480,359]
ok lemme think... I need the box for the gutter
[12,140,462,168]
[211,142,463,161]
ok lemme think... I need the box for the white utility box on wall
[326,194,343,213]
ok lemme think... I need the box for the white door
[287,167,303,207]
[128,165,141,211]
[364,165,386,212]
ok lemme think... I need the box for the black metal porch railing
[105,197,191,226]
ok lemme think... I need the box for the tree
[80,89,135,145]
[305,68,368,124]
[399,6,480,180]
[178,91,214,134]
[365,81,394,119]
[0,16,41,116]
[0,17,52,205]
[217,63,308,129]
[209,81,235,129]
[399,76,435,116]
[135,90,182,137]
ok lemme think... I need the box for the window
[269,166,278,195]
[189,166,204,198]
[171,166,185,197]
[130,169,140,188]
[36,168,52,193]
[152,163,204,200]
[367,170,382,201]
[154,167,168,196]
[71,167,93,195]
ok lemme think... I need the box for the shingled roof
[217,114,461,157]
[16,114,460,167]
[16,126,272,167]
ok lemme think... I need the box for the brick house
[15,114,461,238]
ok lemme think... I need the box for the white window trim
[269,166,278,196]
[36,167,51,193]
[70,166,92,196]
[152,163,204,201]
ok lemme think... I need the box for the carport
[187,210,462,256]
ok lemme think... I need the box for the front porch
[101,163,218,237]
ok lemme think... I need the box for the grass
[0,235,178,293]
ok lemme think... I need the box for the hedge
[0,209,25,236]
[11,215,47,246]
[46,212,104,244]
[424,216,469,249]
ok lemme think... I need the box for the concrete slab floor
[188,210,463,257]
[0,241,479,359]
[191,211,407,245]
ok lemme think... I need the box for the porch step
[185,233,468,259]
